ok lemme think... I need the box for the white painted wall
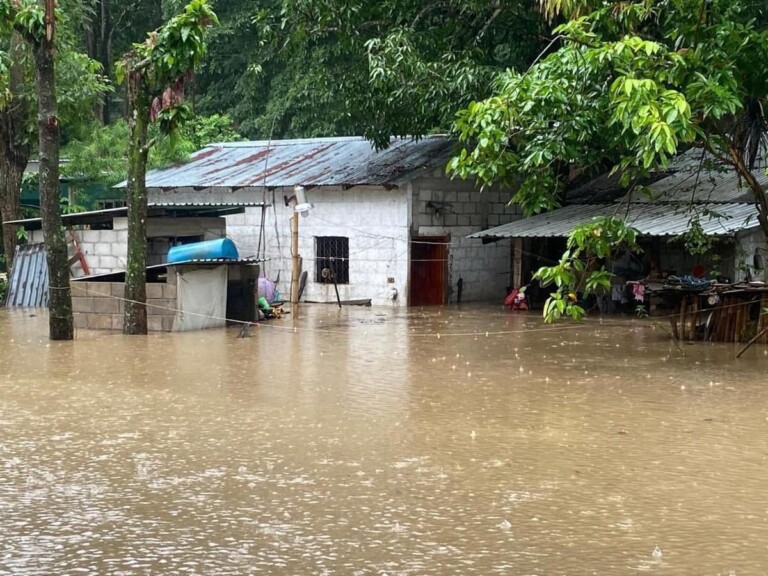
[410,172,520,303]
[224,186,411,307]
[146,177,520,306]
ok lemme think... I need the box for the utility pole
[289,185,312,305]
[290,211,300,304]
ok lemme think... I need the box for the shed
[5,202,266,278]
[471,149,768,295]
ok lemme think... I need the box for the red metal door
[409,236,447,306]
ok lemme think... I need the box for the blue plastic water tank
[167,238,239,264]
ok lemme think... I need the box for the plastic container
[167,238,239,264]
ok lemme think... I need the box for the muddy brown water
[1,306,767,575]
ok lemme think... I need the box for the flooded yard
[1,305,767,575]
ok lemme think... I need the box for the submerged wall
[70,280,177,331]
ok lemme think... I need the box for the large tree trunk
[123,70,150,335]
[33,1,73,340]
[0,156,27,272]
[0,33,31,274]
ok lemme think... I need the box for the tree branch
[474,3,503,45]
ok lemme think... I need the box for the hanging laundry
[631,283,645,302]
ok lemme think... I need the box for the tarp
[173,266,228,331]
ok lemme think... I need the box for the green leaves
[451,0,768,263]
[534,216,640,323]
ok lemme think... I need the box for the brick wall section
[71,280,177,331]
[410,172,521,303]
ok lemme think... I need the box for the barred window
[315,236,349,284]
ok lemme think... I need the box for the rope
[64,283,767,339]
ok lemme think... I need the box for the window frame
[315,236,350,284]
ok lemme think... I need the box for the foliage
[0,0,110,118]
[534,216,639,322]
[449,0,768,321]
[119,0,218,335]
[62,113,242,186]
[193,0,547,147]
[116,0,218,134]
[450,0,767,205]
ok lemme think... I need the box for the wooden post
[290,211,300,304]
[513,237,523,289]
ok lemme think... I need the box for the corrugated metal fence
[5,243,49,308]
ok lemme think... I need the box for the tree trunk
[728,146,768,243]
[99,0,112,124]
[33,2,73,340]
[0,156,27,272]
[123,70,150,335]
[0,33,31,274]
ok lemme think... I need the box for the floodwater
[1,306,767,575]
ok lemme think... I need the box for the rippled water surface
[1,306,768,575]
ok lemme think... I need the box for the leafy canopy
[116,0,218,134]
[449,0,768,321]
[451,0,767,214]
[194,0,547,146]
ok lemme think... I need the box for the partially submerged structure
[472,148,768,342]
[70,258,260,332]
[472,149,768,300]
[3,203,262,309]
[138,136,520,306]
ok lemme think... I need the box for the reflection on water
[1,306,767,574]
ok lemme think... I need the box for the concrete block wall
[29,228,120,277]
[30,216,225,277]
[224,186,411,307]
[734,229,767,282]
[410,173,520,303]
[71,280,177,331]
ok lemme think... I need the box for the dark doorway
[409,236,448,306]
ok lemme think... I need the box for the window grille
[315,236,349,284]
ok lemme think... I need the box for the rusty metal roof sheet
[469,202,761,239]
[117,136,455,190]
[5,243,49,308]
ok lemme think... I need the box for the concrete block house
[140,136,520,306]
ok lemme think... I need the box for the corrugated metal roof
[5,243,49,308]
[116,136,455,190]
[568,148,768,204]
[3,203,263,230]
[469,202,761,239]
